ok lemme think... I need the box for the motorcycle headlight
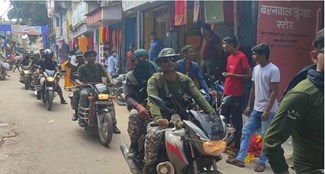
[202,140,226,156]
[98,94,109,100]
[47,77,55,82]
[23,70,29,74]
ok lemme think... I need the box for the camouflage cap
[75,51,83,57]
[158,48,180,58]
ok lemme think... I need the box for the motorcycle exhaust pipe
[120,143,141,174]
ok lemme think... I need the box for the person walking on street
[221,36,252,153]
[106,51,118,76]
[148,32,163,62]
[226,43,280,172]
[263,29,324,174]
[124,49,158,159]
[200,23,223,80]
[126,43,135,72]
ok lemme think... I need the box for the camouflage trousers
[127,109,147,143]
[144,121,163,166]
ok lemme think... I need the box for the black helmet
[44,49,53,58]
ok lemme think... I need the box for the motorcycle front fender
[98,108,110,114]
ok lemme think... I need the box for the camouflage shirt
[147,72,215,120]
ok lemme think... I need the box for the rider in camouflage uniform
[124,49,158,158]
[144,48,216,173]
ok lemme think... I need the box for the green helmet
[133,49,148,61]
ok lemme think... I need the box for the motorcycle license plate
[95,101,110,105]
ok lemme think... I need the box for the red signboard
[257,1,322,97]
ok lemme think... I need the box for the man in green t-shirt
[263,29,324,174]
[75,50,120,134]
[143,48,216,173]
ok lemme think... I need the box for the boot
[60,98,68,104]
[142,164,155,174]
[113,124,121,134]
[127,142,138,159]
[36,90,41,100]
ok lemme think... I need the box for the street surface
[0,72,293,174]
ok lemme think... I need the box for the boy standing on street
[221,36,252,152]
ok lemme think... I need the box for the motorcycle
[120,95,235,174]
[0,58,10,79]
[35,66,60,111]
[20,66,35,90]
[69,83,115,147]
[111,74,126,106]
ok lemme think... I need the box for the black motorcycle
[111,74,126,106]
[20,66,34,90]
[69,83,115,147]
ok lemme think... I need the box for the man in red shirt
[222,36,252,153]
[200,24,223,80]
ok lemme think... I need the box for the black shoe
[113,125,121,134]
[78,120,87,127]
[72,113,78,121]
[127,142,138,159]
[36,94,41,100]
[61,100,67,104]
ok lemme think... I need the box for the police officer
[123,49,158,158]
[144,48,216,173]
[75,50,120,134]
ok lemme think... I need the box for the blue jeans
[236,110,275,165]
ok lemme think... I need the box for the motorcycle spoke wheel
[98,112,113,147]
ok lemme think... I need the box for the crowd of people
[8,25,323,174]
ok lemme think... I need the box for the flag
[175,0,187,26]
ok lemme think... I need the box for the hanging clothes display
[204,1,224,24]
[175,0,187,26]
[78,36,88,53]
[99,27,104,44]
[105,27,110,42]
[88,36,94,50]
[193,0,200,23]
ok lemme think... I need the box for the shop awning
[86,4,122,27]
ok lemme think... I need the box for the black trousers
[221,96,243,150]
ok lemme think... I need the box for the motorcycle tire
[46,91,54,111]
[97,112,113,147]
[24,78,29,90]
[116,97,126,106]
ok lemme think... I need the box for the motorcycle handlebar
[150,122,175,128]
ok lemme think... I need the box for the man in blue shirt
[149,32,163,62]
[106,51,118,76]
[177,45,212,95]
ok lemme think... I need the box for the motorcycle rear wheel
[97,112,113,147]
[46,91,54,111]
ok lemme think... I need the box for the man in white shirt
[226,43,280,173]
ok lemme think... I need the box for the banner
[175,0,187,26]
[12,25,42,35]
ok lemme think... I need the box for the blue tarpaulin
[41,26,48,49]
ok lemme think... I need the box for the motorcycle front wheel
[97,112,113,147]
[24,77,29,90]
[46,91,54,111]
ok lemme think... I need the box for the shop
[86,3,122,64]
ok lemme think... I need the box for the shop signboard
[257,1,322,95]
[122,0,147,11]
[72,2,88,27]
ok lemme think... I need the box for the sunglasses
[161,56,178,63]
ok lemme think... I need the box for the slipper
[226,158,245,168]
[254,163,266,172]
